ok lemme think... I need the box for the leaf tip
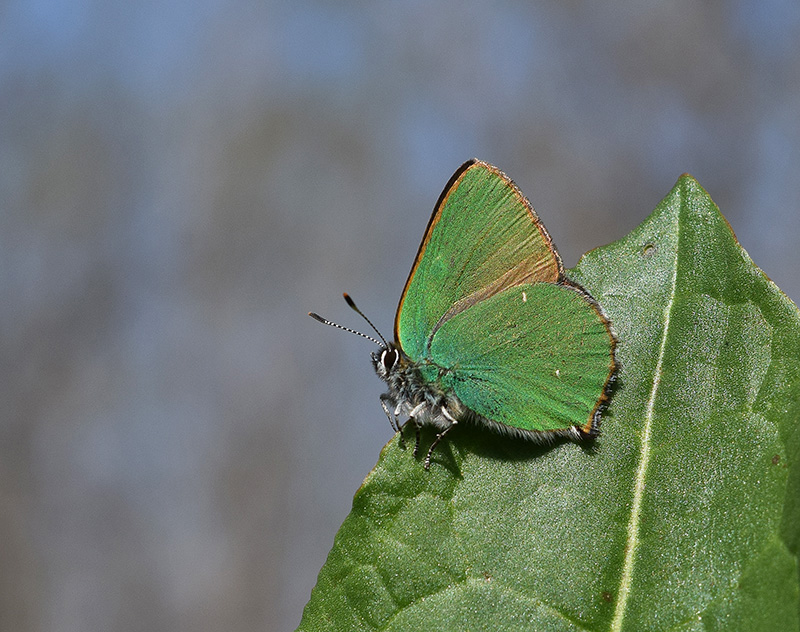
[676,172,700,187]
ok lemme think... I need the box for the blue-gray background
[2,2,799,630]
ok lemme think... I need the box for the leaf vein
[610,212,681,631]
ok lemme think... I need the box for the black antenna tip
[308,312,325,322]
[343,293,356,309]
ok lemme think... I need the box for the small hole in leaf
[772,454,781,465]
[642,243,656,258]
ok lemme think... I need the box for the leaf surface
[298,175,800,631]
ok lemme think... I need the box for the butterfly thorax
[371,343,464,431]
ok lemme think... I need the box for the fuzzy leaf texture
[298,175,800,631]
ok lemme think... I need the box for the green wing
[396,159,615,433]
[396,160,561,360]
[431,283,615,433]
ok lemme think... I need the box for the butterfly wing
[396,160,561,360]
[396,160,615,434]
[431,283,615,433]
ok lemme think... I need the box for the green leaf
[298,175,800,631]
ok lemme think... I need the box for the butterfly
[311,159,617,469]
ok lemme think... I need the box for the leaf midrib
[610,207,681,631]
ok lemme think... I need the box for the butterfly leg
[407,402,426,457]
[395,401,414,447]
[380,396,400,433]
[413,422,422,457]
[423,407,458,470]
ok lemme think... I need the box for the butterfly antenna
[342,293,389,348]
[308,311,384,347]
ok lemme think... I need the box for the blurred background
[2,1,799,630]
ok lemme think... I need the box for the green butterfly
[312,159,617,469]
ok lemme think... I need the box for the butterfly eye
[382,348,398,371]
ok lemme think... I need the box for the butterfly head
[372,344,403,379]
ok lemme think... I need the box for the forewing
[430,283,616,433]
[396,160,561,361]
